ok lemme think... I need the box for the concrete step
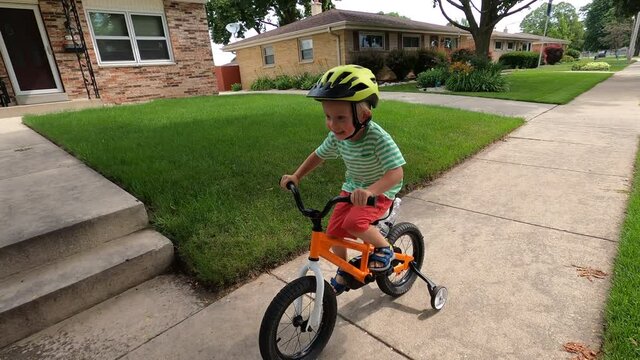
[0,119,149,279]
[0,229,174,348]
[0,99,103,119]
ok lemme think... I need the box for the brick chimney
[311,0,322,16]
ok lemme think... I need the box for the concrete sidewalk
[2,63,638,359]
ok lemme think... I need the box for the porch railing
[0,77,10,107]
[61,0,99,99]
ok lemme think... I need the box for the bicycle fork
[295,259,325,332]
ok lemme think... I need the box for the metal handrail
[0,77,10,107]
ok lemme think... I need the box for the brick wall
[235,31,343,89]
[28,0,217,104]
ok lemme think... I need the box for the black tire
[259,276,337,360]
[376,222,425,297]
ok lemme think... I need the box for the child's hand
[351,188,374,206]
[280,174,299,189]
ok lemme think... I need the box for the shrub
[274,74,294,90]
[230,83,242,91]
[414,49,445,74]
[352,52,385,75]
[291,72,322,90]
[386,49,417,81]
[572,62,610,71]
[566,48,581,59]
[543,45,564,65]
[446,61,507,92]
[560,55,576,63]
[499,51,539,69]
[450,48,476,63]
[250,76,275,91]
[416,67,449,88]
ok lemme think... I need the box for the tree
[432,0,539,58]
[206,0,335,44]
[611,0,640,18]
[599,18,633,55]
[377,11,410,19]
[520,2,584,49]
[582,0,615,51]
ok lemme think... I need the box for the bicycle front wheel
[259,276,337,360]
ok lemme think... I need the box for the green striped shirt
[315,121,406,199]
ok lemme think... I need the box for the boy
[280,65,405,294]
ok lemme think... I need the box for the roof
[492,31,571,44]
[223,9,464,51]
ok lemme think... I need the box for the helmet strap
[344,102,371,140]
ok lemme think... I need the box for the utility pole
[628,11,640,62]
[537,0,553,67]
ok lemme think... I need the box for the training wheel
[430,286,447,310]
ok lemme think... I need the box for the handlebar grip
[286,181,295,191]
[367,196,376,207]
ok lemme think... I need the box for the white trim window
[262,45,275,65]
[402,35,420,49]
[299,38,313,61]
[494,41,503,50]
[359,32,384,49]
[507,41,514,50]
[87,10,173,65]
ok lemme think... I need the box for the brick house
[222,8,470,90]
[490,30,570,61]
[0,0,217,106]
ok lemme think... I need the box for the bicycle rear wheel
[376,222,425,297]
[259,276,337,360]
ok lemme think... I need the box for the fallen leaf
[571,265,608,282]
[563,342,598,360]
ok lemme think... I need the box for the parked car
[594,51,607,60]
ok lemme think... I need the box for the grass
[24,94,523,289]
[603,142,640,359]
[381,58,634,104]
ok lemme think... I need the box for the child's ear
[359,107,372,122]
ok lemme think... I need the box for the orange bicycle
[258,183,447,359]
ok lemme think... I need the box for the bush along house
[0,0,217,107]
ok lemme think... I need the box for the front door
[0,4,63,94]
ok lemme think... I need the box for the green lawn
[381,58,634,104]
[24,94,523,288]
[603,142,640,359]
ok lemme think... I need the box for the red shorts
[326,191,393,239]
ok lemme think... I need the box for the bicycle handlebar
[286,182,376,219]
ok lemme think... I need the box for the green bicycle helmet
[307,65,379,139]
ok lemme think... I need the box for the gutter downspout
[328,26,342,65]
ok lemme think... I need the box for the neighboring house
[490,30,570,61]
[0,0,217,106]
[222,8,470,89]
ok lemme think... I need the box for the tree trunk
[471,26,493,58]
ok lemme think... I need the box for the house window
[87,11,172,65]
[263,45,275,65]
[443,37,455,49]
[299,39,313,61]
[507,42,514,50]
[359,32,384,49]
[495,41,502,50]
[402,35,420,49]
[430,35,439,48]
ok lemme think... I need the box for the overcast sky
[212,0,593,65]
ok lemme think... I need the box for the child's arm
[280,151,324,189]
[351,167,404,205]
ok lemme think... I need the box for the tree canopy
[611,0,640,18]
[582,0,615,51]
[206,0,335,44]
[599,18,633,52]
[520,2,584,50]
[432,0,538,57]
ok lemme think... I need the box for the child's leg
[341,196,394,270]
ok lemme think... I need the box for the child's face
[322,101,356,141]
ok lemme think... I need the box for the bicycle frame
[296,230,415,331]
